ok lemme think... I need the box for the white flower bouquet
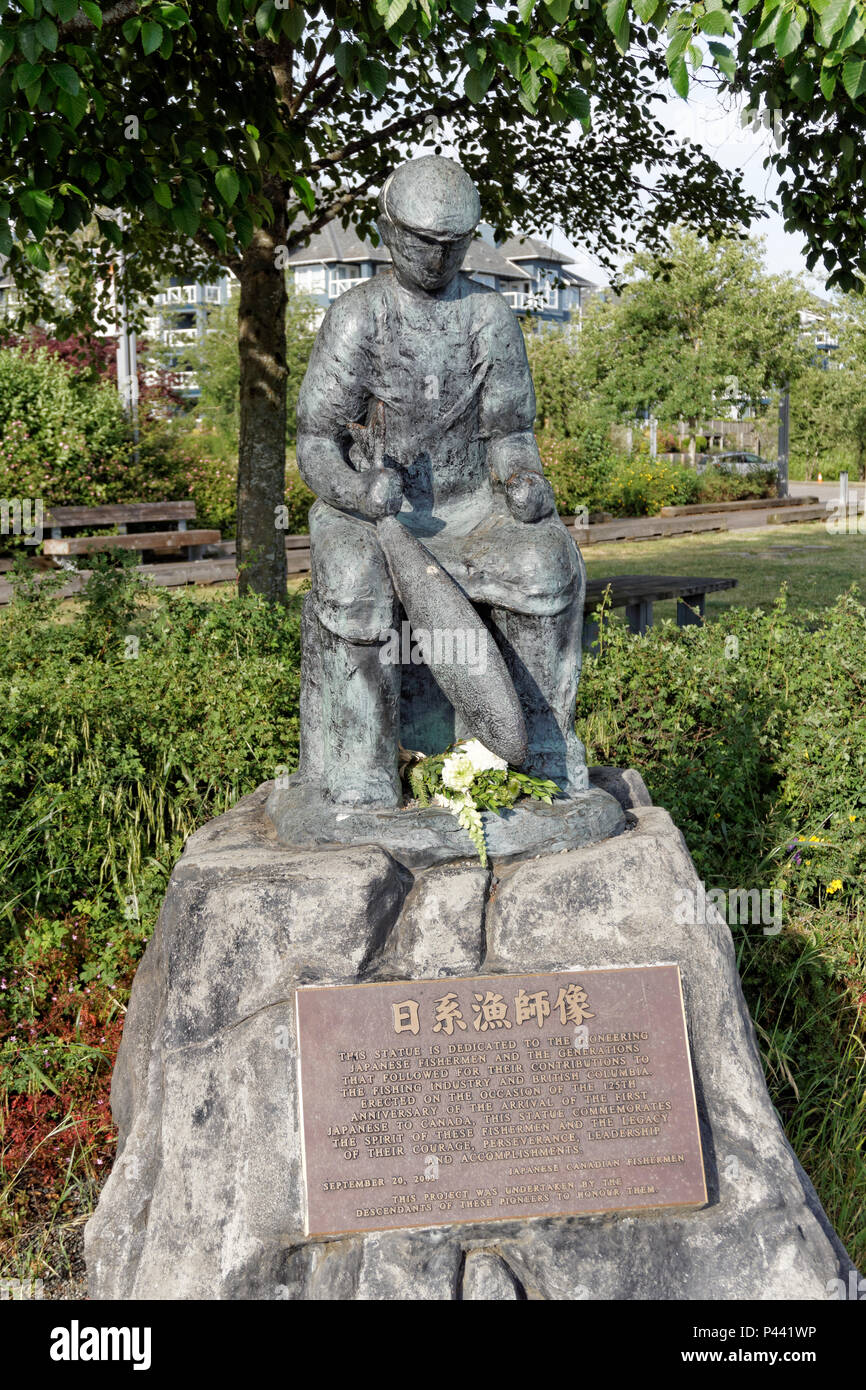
[406,738,560,866]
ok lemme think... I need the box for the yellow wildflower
[827,879,843,894]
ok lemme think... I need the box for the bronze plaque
[296,964,706,1237]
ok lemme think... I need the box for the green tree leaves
[577,228,810,424]
[51,63,80,96]
[358,56,390,97]
[842,53,866,96]
[215,166,240,207]
[141,21,164,56]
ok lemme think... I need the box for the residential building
[2,226,595,398]
[286,223,594,326]
[799,297,840,368]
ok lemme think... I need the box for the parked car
[696,451,777,476]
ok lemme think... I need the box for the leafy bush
[540,434,777,517]
[135,421,238,534]
[537,430,615,514]
[0,347,134,506]
[603,455,702,514]
[579,589,866,902]
[0,341,193,516]
[695,464,778,502]
[135,422,315,537]
[0,341,316,540]
[0,581,302,974]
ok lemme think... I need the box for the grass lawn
[584,521,866,621]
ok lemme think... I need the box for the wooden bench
[41,501,220,562]
[583,574,738,645]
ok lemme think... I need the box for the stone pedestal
[85,771,858,1300]
[266,779,625,868]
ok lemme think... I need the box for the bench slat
[43,501,197,527]
[43,529,220,556]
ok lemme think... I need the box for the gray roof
[287,221,391,266]
[497,237,595,288]
[464,239,531,280]
[496,234,572,265]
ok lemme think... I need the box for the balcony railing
[328,274,367,298]
[153,281,235,307]
[142,369,199,391]
[164,328,199,346]
[503,288,559,312]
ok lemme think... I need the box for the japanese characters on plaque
[295,965,706,1238]
[392,979,593,1037]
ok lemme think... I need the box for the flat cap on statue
[379,156,481,241]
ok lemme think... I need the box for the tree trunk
[236,199,288,602]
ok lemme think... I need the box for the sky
[552,78,830,295]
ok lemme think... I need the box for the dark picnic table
[583,574,738,644]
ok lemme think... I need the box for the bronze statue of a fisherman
[294,155,587,809]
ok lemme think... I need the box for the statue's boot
[489,586,588,795]
[318,619,402,808]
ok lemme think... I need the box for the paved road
[788,480,861,502]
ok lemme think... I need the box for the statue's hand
[360,467,404,520]
[504,470,555,523]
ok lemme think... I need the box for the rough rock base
[85,769,857,1300]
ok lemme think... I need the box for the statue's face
[381,218,473,293]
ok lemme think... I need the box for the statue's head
[377,156,480,294]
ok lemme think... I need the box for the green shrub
[0,347,134,506]
[579,589,866,901]
[602,455,702,514]
[134,421,238,534]
[0,582,302,973]
[696,465,778,503]
[540,434,776,518]
[537,430,614,514]
[135,422,315,537]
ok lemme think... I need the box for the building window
[293,265,326,294]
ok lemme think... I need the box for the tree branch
[284,176,381,255]
[305,96,467,172]
[288,23,339,118]
[59,1,140,39]
[193,225,243,278]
